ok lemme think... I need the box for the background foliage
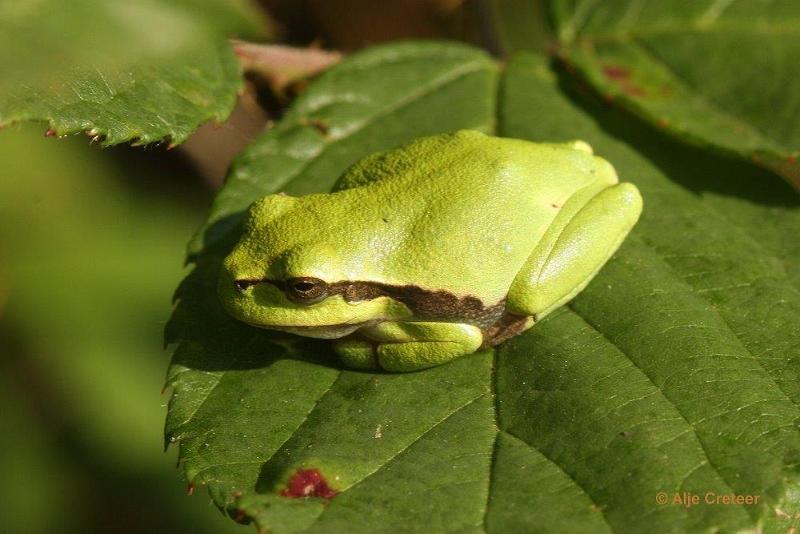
[0,0,264,145]
[0,127,242,532]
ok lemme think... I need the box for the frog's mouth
[248,321,378,339]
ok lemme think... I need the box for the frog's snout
[233,279,257,292]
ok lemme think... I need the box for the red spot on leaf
[787,155,797,165]
[603,65,630,80]
[622,83,646,97]
[602,65,647,98]
[233,509,247,523]
[657,118,669,128]
[280,468,338,499]
[45,129,57,137]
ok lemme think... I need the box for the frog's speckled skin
[219,130,642,371]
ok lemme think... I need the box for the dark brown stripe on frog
[332,281,507,328]
[238,278,507,328]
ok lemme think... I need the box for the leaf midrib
[304,391,491,530]
[499,429,616,533]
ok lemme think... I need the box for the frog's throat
[256,321,380,339]
[235,278,507,329]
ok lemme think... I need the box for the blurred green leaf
[0,125,245,532]
[489,0,553,53]
[0,0,265,146]
[543,0,800,188]
[0,127,199,465]
[0,374,75,534]
[166,41,800,532]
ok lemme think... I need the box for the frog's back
[298,131,615,303]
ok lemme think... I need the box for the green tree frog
[219,130,642,372]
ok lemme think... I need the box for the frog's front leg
[333,322,484,372]
[507,182,642,320]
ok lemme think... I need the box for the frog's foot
[508,182,642,320]
[333,321,484,372]
[334,338,379,370]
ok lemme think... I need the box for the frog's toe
[376,341,470,372]
[565,140,593,154]
[334,339,378,370]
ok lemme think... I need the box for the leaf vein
[567,303,752,518]
[499,429,615,533]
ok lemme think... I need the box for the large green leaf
[542,0,800,189]
[165,41,800,532]
[0,0,264,146]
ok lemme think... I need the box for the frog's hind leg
[334,321,484,372]
[483,313,535,347]
[507,182,642,320]
[334,338,380,370]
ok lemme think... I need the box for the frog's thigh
[362,322,483,372]
[508,183,642,319]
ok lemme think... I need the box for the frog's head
[217,194,410,339]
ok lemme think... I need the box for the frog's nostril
[233,280,251,291]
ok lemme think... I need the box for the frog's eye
[285,277,329,304]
